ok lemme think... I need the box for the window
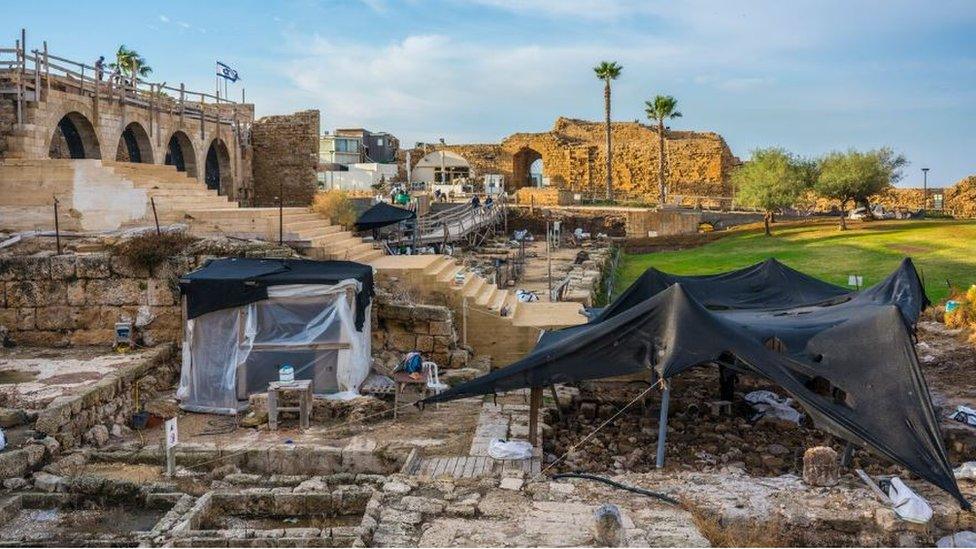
[376,138,384,146]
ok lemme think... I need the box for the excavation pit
[0,486,188,547]
[172,486,374,547]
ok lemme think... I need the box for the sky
[6,0,976,186]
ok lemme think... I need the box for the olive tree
[814,148,907,229]
[732,148,812,236]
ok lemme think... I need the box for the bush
[945,285,976,331]
[312,190,357,229]
[112,230,195,274]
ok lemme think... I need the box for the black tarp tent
[179,258,374,330]
[355,202,416,231]
[427,258,969,508]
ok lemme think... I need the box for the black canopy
[179,258,374,330]
[355,202,416,231]
[427,258,968,508]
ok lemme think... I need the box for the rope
[550,472,679,505]
[529,384,655,483]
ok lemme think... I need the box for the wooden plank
[419,459,436,477]
[529,387,543,446]
[462,457,476,478]
[442,457,457,478]
[432,458,448,477]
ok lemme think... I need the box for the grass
[616,219,976,303]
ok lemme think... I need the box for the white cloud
[158,15,170,23]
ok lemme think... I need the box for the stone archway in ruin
[115,122,154,163]
[205,138,232,194]
[48,112,101,159]
[512,147,542,189]
[165,131,198,178]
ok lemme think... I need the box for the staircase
[0,159,383,262]
[370,254,587,365]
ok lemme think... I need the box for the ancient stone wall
[32,344,178,450]
[251,110,320,207]
[946,176,976,218]
[0,254,186,347]
[402,118,738,202]
[371,297,468,369]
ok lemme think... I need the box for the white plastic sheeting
[177,280,371,414]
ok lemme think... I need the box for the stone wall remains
[403,117,739,202]
[371,296,469,369]
[0,254,187,347]
[32,344,178,450]
[251,110,320,207]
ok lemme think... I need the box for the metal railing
[0,29,243,129]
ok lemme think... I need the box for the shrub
[312,190,357,229]
[112,230,195,274]
[945,285,976,331]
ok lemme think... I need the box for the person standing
[94,56,105,81]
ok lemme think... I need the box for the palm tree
[593,61,622,201]
[644,95,682,206]
[109,45,153,81]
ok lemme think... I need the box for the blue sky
[7,0,976,186]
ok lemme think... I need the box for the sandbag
[488,439,533,460]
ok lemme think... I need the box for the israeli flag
[216,61,239,82]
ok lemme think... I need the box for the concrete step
[475,284,498,307]
[285,219,333,232]
[352,249,385,263]
[489,289,509,311]
[291,224,342,239]
[461,275,487,298]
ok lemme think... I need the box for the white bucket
[278,364,295,384]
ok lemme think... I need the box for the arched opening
[512,147,542,189]
[165,131,198,178]
[49,112,101,159]
[205,138,232,194]
[530,158,544,187]
[115,122,154,163]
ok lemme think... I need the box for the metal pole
[655,380,670,469]
[462,296,468,347]
[546,220,552,300]
[922,167,929,210]
[53,197,62,255]
[150,196,161,236]
[277,194,283,245]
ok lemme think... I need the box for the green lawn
[615,220,976,303]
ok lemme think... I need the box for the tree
[644,95,682,206]
[593,61,622,201]
[109,45,153,81]
[732,148,812,236]
[814,147,907,230]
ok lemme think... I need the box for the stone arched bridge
[0,35,254,201]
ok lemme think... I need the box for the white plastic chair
[423,361,450,407]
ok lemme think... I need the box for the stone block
[49,256,77,279]
[802,446,839,487]
[0,256,50,281]
[35,306,82,330]
[6,280,66,307]
[76,255,112,278]
[66,279,86,305]
[428,321,453,336]
[415,335,434,352]
[85,279,137,306]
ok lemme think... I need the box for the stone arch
[165,131,198,178]
[115,122,154,163]
[205,138,232,194]
[49,112,101,159]
[512,147,542,189]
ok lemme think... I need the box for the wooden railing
[0,29,244,129]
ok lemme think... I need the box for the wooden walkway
[407,455,542,479]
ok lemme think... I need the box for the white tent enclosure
[177,280,371,414]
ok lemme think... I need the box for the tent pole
[656,380,670,469]
[529,386,543,447]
